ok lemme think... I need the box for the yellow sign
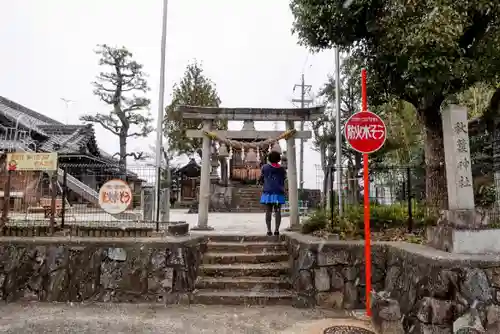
[6,152,58,171]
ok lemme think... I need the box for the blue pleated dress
[260,193,286,205]
[259,163,286,205]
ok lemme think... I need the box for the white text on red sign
[346,124,385,140]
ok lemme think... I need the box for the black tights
[265,204,281,233]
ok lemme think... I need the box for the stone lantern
[271,142,282,154]
[245,148,258,164]
[218,144,229,158]
[209,144,220,181]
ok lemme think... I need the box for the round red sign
[344,111,386,154]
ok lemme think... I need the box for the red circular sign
[344,111,386,154]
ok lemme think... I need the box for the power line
[292,73,313,192]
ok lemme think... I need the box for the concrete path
[8,209,293,235]
[177,210,291,234]
[0,303,370,334]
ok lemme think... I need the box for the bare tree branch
[80,114,120,135]
[113,151,149,161]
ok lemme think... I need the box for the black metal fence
[59,163,157,224]
[321,165,430,231]
[2,162,162,230]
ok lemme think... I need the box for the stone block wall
[287,233,500,333]
[0,236,205,303]
[288,234,386,309]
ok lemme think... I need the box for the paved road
[0,303,351,334]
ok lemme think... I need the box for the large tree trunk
[420,107,448,213]
[119,133,127,172]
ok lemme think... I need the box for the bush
[300,202,437,236]
[333,204,410,231]
[475,184,496,209]
[300,209,329,234]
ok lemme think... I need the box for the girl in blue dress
[259,150,286,236]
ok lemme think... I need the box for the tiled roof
[38,124,94,153]
[0,96,63,136]
[0,97,141,177]
[0,96,103,155]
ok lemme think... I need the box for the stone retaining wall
[0,225,156,238]
[0,236,205,303]
[287,232,500,333]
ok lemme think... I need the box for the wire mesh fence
[1,162,161,229]
[315,165,432,230]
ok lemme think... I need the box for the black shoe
[274,231,280,236]
[267,231,273,236]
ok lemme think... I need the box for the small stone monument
[427,105,493,253]
[442,104,476,225]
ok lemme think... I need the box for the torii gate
[179,105,324,231]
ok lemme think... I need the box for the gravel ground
[0,303,352,334]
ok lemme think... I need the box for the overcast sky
[0,0,335,189]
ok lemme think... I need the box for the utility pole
[334,48,343,216]
[292,73,313,193]
[60,98,74,124]
[154,0,169,224]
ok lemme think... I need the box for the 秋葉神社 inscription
[442,105,475,211]
[453,121,473,189]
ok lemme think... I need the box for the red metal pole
[361,69,367,111]
[361,68,372,316]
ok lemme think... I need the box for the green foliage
[165,61,226,157]
[301,202,435,236]
[290,0,500,108]
[314,56,363,168]
[454,82,496,119]
[81,44,153,166]
[373,101,423,165]
[290,0,500,208]
[475,183,496,209]
[300,209,329,234]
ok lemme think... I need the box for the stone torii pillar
[181,105,324,231]
[285,120,300,229]
[190,119,213,230]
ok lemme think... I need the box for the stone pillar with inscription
[493,118,500,209]
[427,105,487,253]
[442,104,476,225]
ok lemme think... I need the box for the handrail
[57,169,99,203]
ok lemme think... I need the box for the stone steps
[206,235,286,243]
[202,252,288,264]
[195,276,290,290]
[206,241,286,253]
[194,236,292,306]
[235,187,264,211]
[235,196,262,201]
[237,196,261,201]
[238,193,262,197]
[237,197,261,201]
[200,262,289,277]
[192,289,293,305]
